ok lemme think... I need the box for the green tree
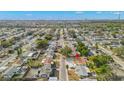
[45,34,52,40]
[17,47,22,57]
[120,39,124,45]
[113,47,124,57]
[61,46,72,57]
[88,55,113,80]
[0,39,13,48]
[66,65,69,69]
[88,55,111,68]
[95,43,98,50]
[35,39,48,49]
[76,41,89,56]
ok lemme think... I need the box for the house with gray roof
[2,66,19,80]
[75,65,90,77]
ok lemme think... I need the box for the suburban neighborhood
[0,20,124,81]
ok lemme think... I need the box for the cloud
[75,11,84,14]
[25,14,33,16]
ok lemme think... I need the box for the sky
[0,11,124,20]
